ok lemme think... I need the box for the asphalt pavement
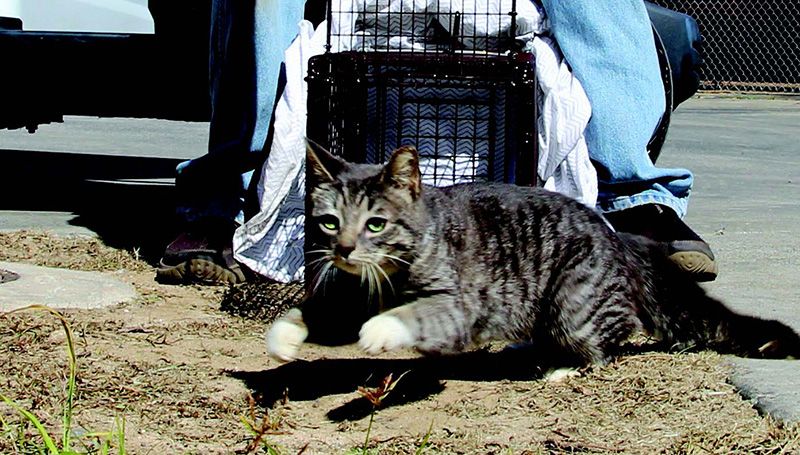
[0,116,207,260]
[0,96,798,420]
[657,96,800,421]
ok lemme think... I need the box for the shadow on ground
[230,347,549,422]
[1,149,183,263]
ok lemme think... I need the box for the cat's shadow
[228,346,550,422]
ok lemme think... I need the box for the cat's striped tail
[620,233,800,359]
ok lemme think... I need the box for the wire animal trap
[306,0,539,185]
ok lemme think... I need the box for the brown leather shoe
[156,220,246,285]
[604,204,718,282]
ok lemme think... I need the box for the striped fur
[266,143,800,364]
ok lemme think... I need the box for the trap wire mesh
[309,0,538,186]
[327,0,523,54]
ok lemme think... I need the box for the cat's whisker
[373,264,385,309]
[312,261,333,295]
[366,259,395,297]
[305,249,333,256]
[378,253,410,267]
[363,263,384,310]
[306,251,333,259]
[366,262,377,305]
[306,250,333,270]
[326,265,337,295]
[368,264,375,303]
[307,256,332,268]
[310,262,326,295]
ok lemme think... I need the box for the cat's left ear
[383,145,422,200]
[306,138,346,185]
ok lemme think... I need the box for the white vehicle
[0,0,154,33]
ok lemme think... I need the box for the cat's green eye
[319,215,339,232]
[366,217,387,233]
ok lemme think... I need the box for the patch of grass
[4,232,800,453]
[327,352,800,454]
[0,305,127,454]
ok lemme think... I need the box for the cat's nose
[336,244,356,259]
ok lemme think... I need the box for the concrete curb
[728,358,800,422]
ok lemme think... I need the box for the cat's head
[305,140,423,286]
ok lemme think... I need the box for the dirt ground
[1,231,799,454]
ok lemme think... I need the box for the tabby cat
[265,142,800,366]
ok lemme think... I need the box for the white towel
[530,36,596,207]
[232,20,325,282]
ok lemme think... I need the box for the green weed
[0,305,126,454]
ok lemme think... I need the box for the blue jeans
[178,0,693,224]
[175,0,304,225]
[540,0,693,217]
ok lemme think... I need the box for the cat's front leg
[359,297,471,355]
[265,308,308,361]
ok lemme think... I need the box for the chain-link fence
[652,0,799,93]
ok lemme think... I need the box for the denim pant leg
[540,0,694,218]
[175,0,304,225]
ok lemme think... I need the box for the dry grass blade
[239,393,283,454]
[0,230,149,272]
[357,372,411,454]
[357,371,410,407]
[544,429,624,453]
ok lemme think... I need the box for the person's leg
[540,0,717,281]
[158,0,304,284]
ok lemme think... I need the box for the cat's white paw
[265,310,308,362]
[543,367,580,383]
[359,314,414,354]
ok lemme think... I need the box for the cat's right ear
[383,145,422,201]
[306,138,345,184]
